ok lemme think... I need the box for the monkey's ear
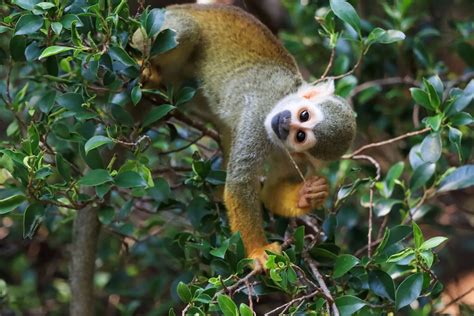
[299,79,335,100]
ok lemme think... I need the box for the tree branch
[69,202,101,316]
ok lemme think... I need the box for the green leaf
[217,295,238,316]
[239,303,254,316]
[210,237,231,259]
[36,90,56,113]
[35,2,55,10]
[85,136,113,154]
[410,163,435,191]
[176,282,192,303]
[57,93,96,119]
[420,250,434,268]
[0,279,6,298]
[420,133,442,163]
[145,8,165,37]
[420,236,447,250]
[96,183,111,199]
[453,93,473,112]
[294,226,305,253]
[412,221,424,249]
[10,35,27,62]
[0,194,27,214]
[395,273,423,310]
[378,29,406,43]
[369,270,395,300]
[0,26,11,34]
[142,104,175,127]
[365,27,386,46]
[410,88,433,111]
[335,295,366,316]
[150,29,178,56]
[373,228,390,256]
[15,14,43,35]
[374,198,402,217]
[131,85,142,105]
[448,127,462,159]
[78,169,113,186]
[109,46,137,67]
[23,203,45,239]
[387,248,415,263]
[51,22,63,35]
[333,254,359,278]
[423,78,441,109]
[175,86,196,106]
[61,14,83,29]
[423,114,443,131]
[428,75,444,98]
[98,207,115,225]
[384,162,404,196]
[56,153,71,181]
[114,171,147,188]
[39,46,75,60]
[438,165,474,192]
[12,0,41,10]
[386,225,412,247]
[450,112,473,126]
[329,0,361,35]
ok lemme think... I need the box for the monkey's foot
[297,176,329,209]
[248,242,281,271]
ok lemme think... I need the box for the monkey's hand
[248,242,282,271]
[297,176,329,209]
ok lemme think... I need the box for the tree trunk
[69,205,101,316]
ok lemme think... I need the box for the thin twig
[227,268,260,293]
[244,278,254,312]
[320,46,336,79]
[313,49,364,85]
[303,252,339,316]
[264,291,320,316]
[351,154,381,181]
[376,215,389,241]
[354,237,384,257]
[350,76,420,98]
[172,111,220,142]
[159,135,204,155]
[344,127,431,158]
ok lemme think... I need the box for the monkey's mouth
[271,110,291,140]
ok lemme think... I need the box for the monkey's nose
[271,110,291,140]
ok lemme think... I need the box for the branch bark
[69,203,101,316]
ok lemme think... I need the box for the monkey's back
[164,4,300,89]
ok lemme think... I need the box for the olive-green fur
[309,96,356,160]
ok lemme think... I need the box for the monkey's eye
[299,110,310,122]
[296,130,306,143]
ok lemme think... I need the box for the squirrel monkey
[133,4,356,269]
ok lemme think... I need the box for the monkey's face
[266,98,324,152]
[264,80,356,160]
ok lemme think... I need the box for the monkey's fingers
[304,184,329,194]
[305,176,327,185]
[304,191,328,200]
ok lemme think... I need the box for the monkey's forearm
[261,181,311,217]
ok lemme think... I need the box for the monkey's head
[264,80,356,161]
